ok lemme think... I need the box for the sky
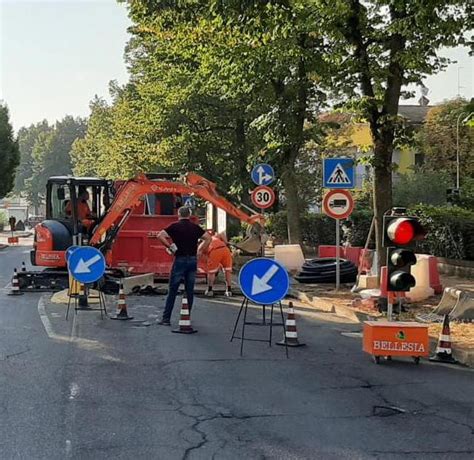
[0,0,131,131]
[0,0,473,132]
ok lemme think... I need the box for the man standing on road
[157,206,211,325]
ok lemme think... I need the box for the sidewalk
[290,276,474,368]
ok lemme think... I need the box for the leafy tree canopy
[0,103,20,199]
[15,116,86,210]
[417,98,474,181]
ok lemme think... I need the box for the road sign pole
[335,218,340,291]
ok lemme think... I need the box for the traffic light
[383,214,426,292]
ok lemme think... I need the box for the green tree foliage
[417,99,474,182]
[316,0,472,265]
[0,103,20,199]
[15,121,52,196]
[73,1,330,242]
[15,116,86,211]
[393,169,451,207]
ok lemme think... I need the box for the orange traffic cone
[430,314,457,364]
[172,297,197,334]
[277,302,305,347]
[111,282,133,320]
[8,268,23,296]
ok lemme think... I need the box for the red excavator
[19,172,264,291]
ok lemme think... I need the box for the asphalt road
[0,245,473,459]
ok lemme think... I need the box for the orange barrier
[428,256,443,294]
[363,320,428,364]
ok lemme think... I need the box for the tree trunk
[234,117,252,207]
[282,164,301,243]
[372,139,393,270]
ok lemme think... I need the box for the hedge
[267,210,372,249]
[412,205,474,261]
[267,205,474,261]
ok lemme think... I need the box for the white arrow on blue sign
[251,163,275,186]
[239,258,289,305]
[68,246,106,284]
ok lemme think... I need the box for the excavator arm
[89,173,265,253]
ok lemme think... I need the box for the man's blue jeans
[162,256,197,321]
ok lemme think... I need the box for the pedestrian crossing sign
[323,158,355,189]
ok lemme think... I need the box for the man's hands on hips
[166,243,178,255]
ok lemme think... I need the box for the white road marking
[341,332,363,338]
[38,296,60,340]
[68,383,80,400]
[37,295,121,362]
[65,439,72,458]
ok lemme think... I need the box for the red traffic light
[386,218,425,246]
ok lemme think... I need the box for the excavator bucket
[233,224,268,255]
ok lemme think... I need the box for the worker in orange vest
[66,189,96,232]
[200,231,233,297]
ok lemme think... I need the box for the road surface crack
[181,411,286,459]
[2,347,30,360]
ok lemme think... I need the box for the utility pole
[457,67,464,98]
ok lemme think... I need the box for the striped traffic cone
[21,261,27,272]
[277,302,305,347]
[430,314,457,364]
[172,297,197,334]
[8,268,24,296]
[111,282,133,320]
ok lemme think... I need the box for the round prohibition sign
[322,189,354,220]
[251,186,275,209]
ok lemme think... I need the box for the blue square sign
[323,158,355,189]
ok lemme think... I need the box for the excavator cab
[31,176,112,267]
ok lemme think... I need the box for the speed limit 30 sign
[251,185,275,209]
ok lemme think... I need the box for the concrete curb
[451,345,474,368]
[290,286,474,368]
[0,244,8,250]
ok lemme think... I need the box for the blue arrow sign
[68,246,106,284]
[323,158,355,189]
[251,163,275,186]
[239,258,290,305]
[65,246,80,262]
